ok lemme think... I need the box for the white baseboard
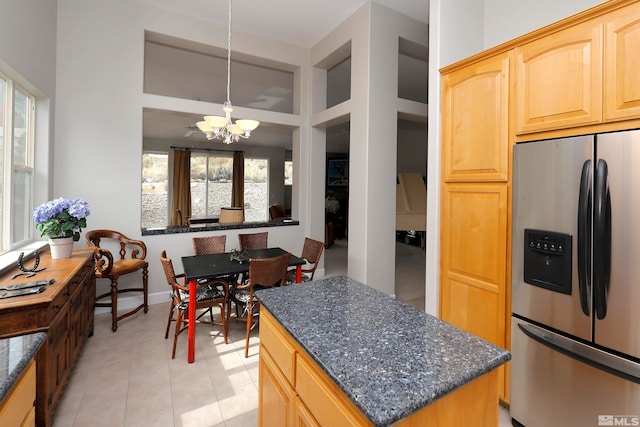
[93,290,170,315]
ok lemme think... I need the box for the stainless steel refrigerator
[511,131,640,427]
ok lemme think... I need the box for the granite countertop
[142,219,299,236]
[0,332,46,403]
[255,276,511,427]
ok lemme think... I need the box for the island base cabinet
[259,308,502,426]
[401,369,498,427]
[0,360,36,427]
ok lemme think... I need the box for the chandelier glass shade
[198,0,259,144]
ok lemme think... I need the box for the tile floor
[53,240,512,426]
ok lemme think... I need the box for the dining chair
[85,229,149,332]
[238,232,268,250]
[269,203,287,220]
[287,237,324,283]
[228,252,291,357]
[192,235,226,255]
[160,250,229,359]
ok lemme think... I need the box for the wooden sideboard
[0,249,95,427]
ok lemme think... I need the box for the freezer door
[594,131,640,360]
[512,136,592,341]
[511,317,640,427]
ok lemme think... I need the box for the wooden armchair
[85,229,149,332]
[160,250,229,358]
[228,253,290,357]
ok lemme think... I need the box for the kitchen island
[256,276,510,427]
[0,332,46,426]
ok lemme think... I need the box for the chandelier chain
[196,0,259,143]
[226,0,232,105]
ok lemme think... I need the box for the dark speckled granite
[255,276,511,427]
[0,332,46,403]
[142,219,299,236]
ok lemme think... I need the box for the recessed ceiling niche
[143,32,295,114]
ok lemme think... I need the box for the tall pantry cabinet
[440,51,512,403]
[439,0,640,407]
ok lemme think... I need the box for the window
[141,152,168,229]
[190,153,233,218]
[284,160,293,185]
[0,72,35,252]
[141,151,269,227]
[244,158,268,222]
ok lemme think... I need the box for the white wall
[425,0,606,315]
[0,0,57,218]
[397,122,428,176]
[55,0,310,306]
[483,0,603,48]
[311,3,427,295]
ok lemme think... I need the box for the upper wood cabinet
[515,1,640,135]
[515,19,603,134]
[604,6,640,121]
[442,52,510,182]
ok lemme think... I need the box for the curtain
[171,149,191,226]
[231,151,244,208]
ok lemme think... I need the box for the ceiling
[141,0,429,152]
[140,0,429,48]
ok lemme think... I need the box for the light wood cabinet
[515,19,603,134]
[439,183,509,402]
[515,1,640,135]
[259,308,501,426]
[0,360,36,427]
[258,310,370,427]
[441,47,513,404]
[604,5,640,121]
[439,0,640,406]
[295,354,365,427]
[0,250,95,427]
[442,52,510,182]
[259,348,296,427]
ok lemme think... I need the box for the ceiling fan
[183,123,201,138]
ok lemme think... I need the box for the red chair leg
[245,309,253,358]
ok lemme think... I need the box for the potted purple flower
[33,198,90,258]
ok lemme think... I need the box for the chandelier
[197,0,259,143]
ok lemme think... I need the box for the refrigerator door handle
[594,159,612,320]
[517,322,640,384]
[577,160,592,316]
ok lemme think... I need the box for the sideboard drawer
[47,289,68,323]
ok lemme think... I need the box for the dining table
[181,247,305,363]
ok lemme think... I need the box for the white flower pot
[49,237,74,259]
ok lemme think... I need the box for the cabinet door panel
[440,183,508,401]
[442,52,510,182]
[46,310,69,412]
[516,20,602,133]
[295,397,320,427]
[259,347,295,427]
[604,6,640,121]
[440,184,508,290]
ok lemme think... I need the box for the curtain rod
[170,145,244,154]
